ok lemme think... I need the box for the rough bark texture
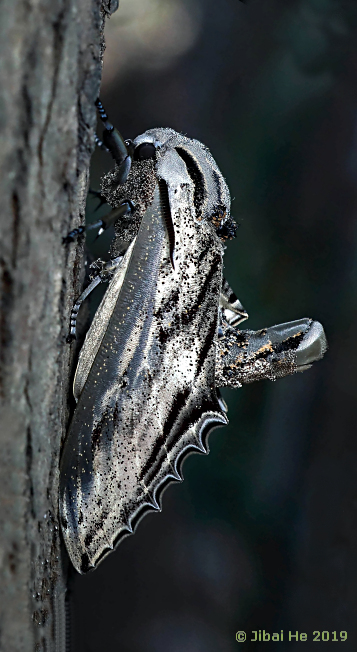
[0,0,114,649]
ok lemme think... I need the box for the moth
[60,101,327,573]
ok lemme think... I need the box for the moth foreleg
[88,187,110,211]
[93,201,135,237]
[67,256,123,342]
[95,98,133,183]
[215,318,327,388]
[62,201,134,243]
[94,134,110,155]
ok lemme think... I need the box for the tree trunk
[0,0,115,649]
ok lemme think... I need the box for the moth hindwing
[60,127,327,573]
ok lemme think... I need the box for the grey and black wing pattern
[61,124,328,574]
[60,152,227,573]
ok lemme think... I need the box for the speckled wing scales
[60,154,227,573]
[215,318,327,387]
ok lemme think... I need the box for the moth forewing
[60,153,228,573]
[73,240,135,401]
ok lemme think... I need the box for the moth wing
[60,168,227,573]
[73,240,135,401]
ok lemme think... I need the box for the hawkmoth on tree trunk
[60,102,327,574]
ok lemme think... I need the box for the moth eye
[134,142,156,161]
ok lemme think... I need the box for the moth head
[100,136,161,254]
[133,128,236,241]
[101,128,237,253]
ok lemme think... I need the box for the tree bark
[0,0,115,649]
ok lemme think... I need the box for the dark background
[69,0,357,649]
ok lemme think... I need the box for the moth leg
[94,134,110,155]
[93,200,135,237]
[67,255,123,342]
[95,98,133,184]
[220,277,248,326]
[62,201,134,244]
[88,188,109,211]
[215,318,327,388]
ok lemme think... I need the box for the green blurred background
[69,1,357,649]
